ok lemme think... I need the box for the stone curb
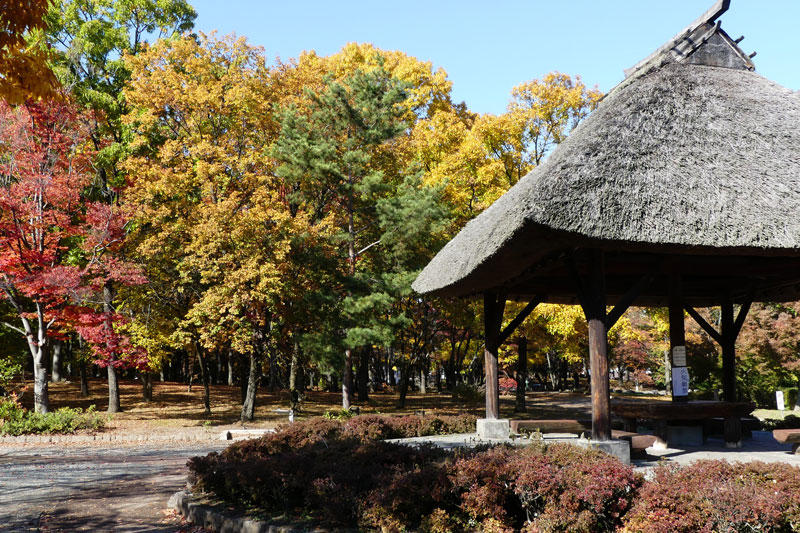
[0,431,218,445]
[169,491,325,533]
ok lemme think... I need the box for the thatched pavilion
[413,1,800,446]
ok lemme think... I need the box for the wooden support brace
[685,306,723,344]
[605,274,654,329]
[733,298,752,337]
[498,297,542,346]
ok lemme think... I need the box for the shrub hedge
[622,460,800,533]
[0,394,106,435]
[188,415,800,532]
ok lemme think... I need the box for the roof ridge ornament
[622,0,753,80]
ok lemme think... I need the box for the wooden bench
[772,429,800,454]
[510,419,590,434]
[612,430,665,454]
[611,399,755,446]
[510,420,662,455]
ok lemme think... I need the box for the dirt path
[0,442,226,532]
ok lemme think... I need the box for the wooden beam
[483,292,506,420]
[668,275,688,402]
[685,306,723,344]
[605,274,654,329]
[514,337,527,413]
[733,298,752,337]
[720,295,736,402]
[498,297,542,346]
[567,252,592,318]
[578,250,611,442]
[501,251,565,289]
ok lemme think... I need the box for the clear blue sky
[188,1,800,115]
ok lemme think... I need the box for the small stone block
[476,418,510,439]
[588,439,631,464]
[667,425,704,447]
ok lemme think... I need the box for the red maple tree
[0,99,145,413]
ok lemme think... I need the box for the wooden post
[720,294,736,402]
[483,292,505,420]
[515,337,528,413]
[668,275,688,402]
[586,251,611,441]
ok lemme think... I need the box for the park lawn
[11,379,601,435]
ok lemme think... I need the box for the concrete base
[574,439,631,464]
[667,425,704,447]
[476,418,510,439]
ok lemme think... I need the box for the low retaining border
[168,491,332,533]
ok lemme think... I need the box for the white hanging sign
[672,366,690,397]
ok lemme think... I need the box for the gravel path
[0,441,227,532]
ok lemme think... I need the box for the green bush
[451,383,483,403]
[323,407,356,420]
[761,414,800,431]
[0,395,106,436]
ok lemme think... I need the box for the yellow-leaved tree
[123,33,334,420]
[0,0,59,103]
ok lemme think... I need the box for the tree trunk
[357,348,369,402]
[289,342,301,413]
[515,337,528,413]
[241,352,258,422]
[79,362,89,397]
[267,353,278,392]
[397,364,410,408]
[32,346,49,413]
[342,348,353,409]
[196,344,211,416]
[140,371,153,402]
[103,281,121,413]
[187,350,194,393]
[434,361,442,392]
[227,350,235,386]
[418,367,427,394]
[50,341,62,382]
[107,365,121,413]
[445,355,456,391]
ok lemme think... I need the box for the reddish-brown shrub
[451,443,641,532]
[621,460,800,533]
[188,415,651,531]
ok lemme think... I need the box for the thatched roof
[413,5,800,303]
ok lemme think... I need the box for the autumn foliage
[0,99,145,411]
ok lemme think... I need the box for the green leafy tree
[44,0,196,412]
[273,64,410,409]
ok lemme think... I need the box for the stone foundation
[476,418,510,439]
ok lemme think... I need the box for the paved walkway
[635,430,800,469]
[391,430,800,468]
[0,442,226,532]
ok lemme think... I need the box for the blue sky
[188,1,800,115]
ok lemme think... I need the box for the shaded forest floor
[12,379,612,434]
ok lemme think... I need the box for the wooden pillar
[668,275,688,402]
[720,294,736,403]
[585,251,611,442]
[483,292,505,419]
[515,337,527,413]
